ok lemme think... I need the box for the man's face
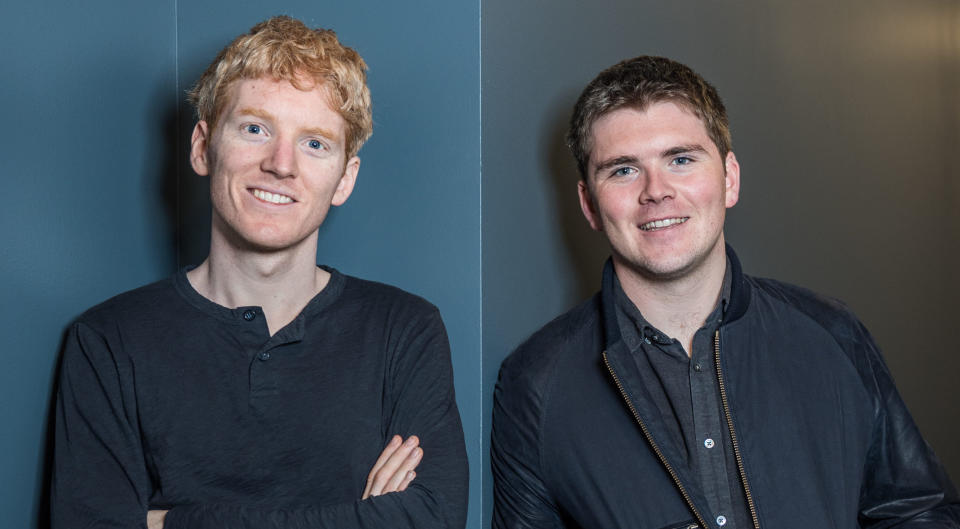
[578,101,740,282]
[190,76,359,253]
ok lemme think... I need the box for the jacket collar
[600,243,750,350]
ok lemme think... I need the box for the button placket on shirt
[238,308,282,399]
[689,328,738,529]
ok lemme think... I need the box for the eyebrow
[235,107,340,142]
[237,107,275,121]
[662,144,709,158]
[593,155,639,174]
[301,126,340,142]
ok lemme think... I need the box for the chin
[619,250,705,282]
[224,224,312,254]
[636,261,694,281]
[247,233,313,253]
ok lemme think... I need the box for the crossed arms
[52,302,468,529]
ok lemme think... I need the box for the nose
[261,138,297,179]
[639,167,674,204]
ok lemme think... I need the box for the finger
[396,470,416,492]
[363,435,402,499]
[368,435,419,497]
[369,436,419,496]
[146,510,168,529]
[384,447,422,493]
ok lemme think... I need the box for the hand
[362,434,423,499]
[147,510,167,529]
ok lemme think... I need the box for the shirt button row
[242,310,257,321]
[716,515,727,526]
[704,438,715,449]
[258,352,271,361]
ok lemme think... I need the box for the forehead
[220,76,344,130]
[589,101,715,158]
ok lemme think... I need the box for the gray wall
[481,0,960,526]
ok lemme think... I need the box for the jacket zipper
[603,351,708,529]
[713,330,761,529]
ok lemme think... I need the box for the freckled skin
[190,77,359,254]
[578,101,740,284]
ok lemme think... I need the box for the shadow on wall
[159,93,183,270]
[35,93,181,529]
[543,92,610,302]
[177,99,213,267]
[34,329,66,529]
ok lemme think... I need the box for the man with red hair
[53,16,467,529]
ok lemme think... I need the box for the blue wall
[3,1,480,528]
[2,2,176,527]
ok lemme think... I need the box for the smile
[640,217,688,231]
[251,188,294,204]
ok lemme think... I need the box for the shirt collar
[613,257,732,349]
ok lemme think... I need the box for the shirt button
[242,310,256,321]
[694,363,702,372]
[716,515,727,526]
[258,352,271,361]
[704,438,715,449]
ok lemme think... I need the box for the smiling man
[491,56,959,529]
[52,16,467,529]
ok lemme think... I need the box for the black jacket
[492,246,959,529]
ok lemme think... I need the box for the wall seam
[476,0,484,526]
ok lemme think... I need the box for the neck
[187,229,329,336]
[616,243,726,355]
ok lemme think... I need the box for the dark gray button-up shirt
[614,263,751,529]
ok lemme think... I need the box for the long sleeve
[855,322,960,528]
[52,322,152,529]
[491,347,564,529]
[163,307,469,529]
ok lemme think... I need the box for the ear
[723,151,741,208]
[190,121,211,176]
[331,156,360,206]
[578,180,603,232]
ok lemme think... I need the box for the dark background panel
[481,0,960,526]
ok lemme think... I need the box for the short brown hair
[188,16,372,158]
[567,55,731,179]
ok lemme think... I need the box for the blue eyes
[240,123,327,153]
[610,156,695,177]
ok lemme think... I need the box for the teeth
[640,217,688,231]
[252,189,293,204]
